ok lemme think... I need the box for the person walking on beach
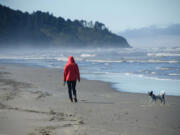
[64,56,80,102]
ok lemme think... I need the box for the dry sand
[0,64,180,135]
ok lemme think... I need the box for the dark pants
[67,81,77,100]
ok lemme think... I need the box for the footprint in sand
[28,126,56,135]
[31,91,52,99]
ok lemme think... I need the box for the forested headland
[0,4,130,48]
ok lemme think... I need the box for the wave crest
[80,54,96,58]
[147,53,180,57]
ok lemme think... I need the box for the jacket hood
[68,56,75,63]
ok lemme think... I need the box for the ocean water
[0,47,180,96]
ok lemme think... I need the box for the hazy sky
[0,0,180,33]
[119,24,180,47]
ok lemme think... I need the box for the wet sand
[0,64,180,135]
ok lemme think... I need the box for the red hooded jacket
[64,56,80,82]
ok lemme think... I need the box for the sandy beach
[0,64,180,135]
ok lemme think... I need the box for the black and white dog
[148,90,165,104]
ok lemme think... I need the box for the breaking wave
[86,59,180,63]
[80,53,96,58]
[147,53,180,57]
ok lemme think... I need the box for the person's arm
[64,65,68,82]
[75,64,80,82]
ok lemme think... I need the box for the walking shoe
[70,98,73,102]
[74,98,78,103]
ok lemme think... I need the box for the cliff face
[0,4,130,48]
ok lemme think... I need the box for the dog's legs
[163,98,165,104]
[154,97,157,104]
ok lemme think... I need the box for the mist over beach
[0,0,180,135]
